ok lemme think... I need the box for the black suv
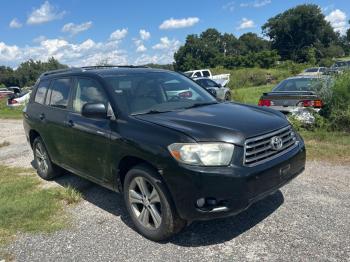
[23,66,306,241]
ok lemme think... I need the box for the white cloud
[9,18,22,28]
[223,2,235,12]
[27,1,66,25]
[136,44,147,53]
[237,18,255,30]
[0,33,128,67]
[109,28,128,41]
[33,35,47,43]
[240,0,271,8]
[62,21,92,36]
[139,29,151,40]
[325,9,348,35]
[159,17,199,30]
[152,37,180,50]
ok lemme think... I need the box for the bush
[274,60,310,75]
[210,67,292,89]
[322,72,350,131]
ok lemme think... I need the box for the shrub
[321,72,350,131]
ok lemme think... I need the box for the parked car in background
[258,76,331,113]
[7,86,21,94]
[194,77,231,101]
[184,69,230,87]
[23,66,305,241]
[327,60,350,75]
[299,67,327,76]
[7,91,31,107]
[0,88,14,99]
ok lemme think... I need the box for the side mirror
[217,83,222,88]
[82,103,107,119]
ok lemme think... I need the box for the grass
[0,141,10,148]
[233,84,273,105]
[0,99,23,119]
[0,165,82,246]
[300,130,350,164]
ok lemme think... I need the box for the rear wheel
[33,137,62,180]
[123,164,186,241]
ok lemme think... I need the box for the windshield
[183,72,193,77]
[105,71,217,115]
[273,78,327,92]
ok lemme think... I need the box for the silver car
[194,77,231,101]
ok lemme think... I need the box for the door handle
[67,120,74,127]
[39,113,45,121]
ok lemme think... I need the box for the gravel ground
[1,119,350,261]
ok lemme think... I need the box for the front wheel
[123,164,186,241]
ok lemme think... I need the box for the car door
[42,78,73,165]
[65,77,112,182]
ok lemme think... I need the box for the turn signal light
[258,99,271,107]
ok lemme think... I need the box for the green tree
[262,4,338,62]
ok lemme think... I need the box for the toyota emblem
[270,136,283,151]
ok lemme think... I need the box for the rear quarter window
[202,71,210,77]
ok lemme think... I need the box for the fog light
[196,198,205,208]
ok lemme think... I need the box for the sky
[0,0,349,68]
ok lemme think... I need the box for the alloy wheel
[128,176,162,229]
[35,143,48,174]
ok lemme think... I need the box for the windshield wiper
[131,109,171,116]
[185,101,218,109]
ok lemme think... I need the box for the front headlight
[168,143,234,166]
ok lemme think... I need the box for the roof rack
[81,65,149,70]
[40,68,81,77]
[40,65,150,77]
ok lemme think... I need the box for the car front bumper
[163,140,306,221]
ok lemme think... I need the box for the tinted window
[194,72,202,77]
[202,71,210,77]
[73,78,108,113]
[273,78,325,92]
[34,80,50,104]
[49,78,71,109]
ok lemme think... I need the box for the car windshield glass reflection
[105,72,217,115]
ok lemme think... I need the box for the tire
[33,137,62,180]
[123,164,186,241]
[225,92,231,101]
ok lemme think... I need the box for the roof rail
[39,65,150,78]
[40,68,82,77]
[81,65,149,70]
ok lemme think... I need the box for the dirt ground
[0,119,349,262]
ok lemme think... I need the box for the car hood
[135,102,289,146]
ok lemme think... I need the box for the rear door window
[34,80,50,104]
[48,78,71,109]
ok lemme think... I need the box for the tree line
[174,4,350,71]
[0,58,67,88]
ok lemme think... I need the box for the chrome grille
[244,125,298,166]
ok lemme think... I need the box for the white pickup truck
[184,69,230,87]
